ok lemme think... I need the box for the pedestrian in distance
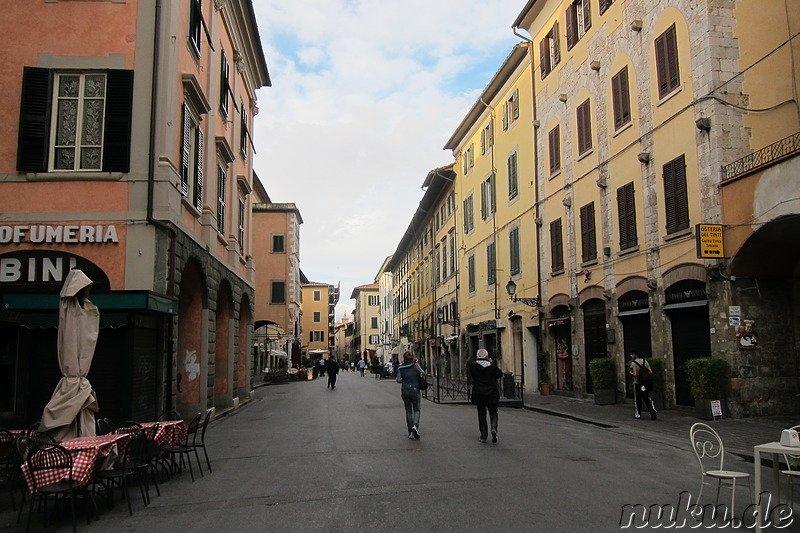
[629,350,657,420]
[326,356,339,389]
[469,348,503,443]
[395,351,424,439]
[357,358,366,377]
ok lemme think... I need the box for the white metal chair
[780,425,800,507]
[689,422,752,515]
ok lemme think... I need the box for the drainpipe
[149,0,178,412]
[513,26,545,386]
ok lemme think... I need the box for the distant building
[301,280,339,360]
[350,283,380,362]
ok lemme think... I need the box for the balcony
[722,131,800,182]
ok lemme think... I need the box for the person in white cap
[469,348,503,443]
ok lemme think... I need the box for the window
[480,173,495,220]
[481,119,493,154]
[463,193,474,233]
[507,151,519,200]
[539,23,560,79]
[550,219,564,273]
[468,253,476,293]
[313,311,321,322]
[611,66,631,130]
[310,331,324,342]
[441,240,447,279]
[566,0,591,50]
[502,88,520,130]
[576,99,592,156]
[238,197,245,254]
[599,0,614,15]
[462,143,474,174]
[487,241,496,286]
[216,163,226,233]
[240,102,248,158]
[434,249,441,284]
[449,234,456,274]
[272,234,285,253]
[369,335,380,344]
[271,281,285,304]
[663,154,689,233]
[181,102,204,210]
[219,50,230,117]
[188,0,202,57]
[617,182,638,250]
[509,226,520,276]
[548,125,561,175]
[17,68,133,173]
[313,290,321,301]
[655,24,680,99]
[580,202,597,262]
[371,317,378,329]
[368,295,379,306]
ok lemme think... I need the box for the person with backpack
[629,350,657,420]
[469,348,504,443]
[395,351,424,439]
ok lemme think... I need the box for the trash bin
[502,372,516,399]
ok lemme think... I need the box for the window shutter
[489,119,494,146]
[539,38,549,79]
[626,184,637,247]
[582,0,591,30]
[194,127,203,210]
[617,184,637,249]
[180,103,191,196]
[17,67,53,172]
[481,129,486,154]
[102,69,133,173]
[619,67,630,127]
[617,186,627,248]
[512,88,520,120]
[674,156,689,231]
[552,22,561,66]
[480,180,487,220]
[600,0,611,15]
[550,219,563,272]
[577,100,591,154]
[490,173,496,213]
[566,4,576,50]
[549,126,560,173]
[663,159,676,233]
[665,26,680,93]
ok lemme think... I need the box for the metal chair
[24,443,91,533]
[690,422,752,515]
[780,424,800,507]
[161,413,202,482]
[0,428,18,511]
[192,409,213,474]
[96,418,114,435]
[112,421,143,436]
[158,410,183,422]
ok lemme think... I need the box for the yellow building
[350,283,381,363]
[511,0,799,415]
[301,280,339,361]
[445,45,536,397]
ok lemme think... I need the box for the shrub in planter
[685,357,730,419]
[589,357,617,405]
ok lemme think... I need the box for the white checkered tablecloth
[21,433,130,492]
[141,420,188,446]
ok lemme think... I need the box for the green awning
[1,291,177,315]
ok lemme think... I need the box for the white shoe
[408,432,415,439]
[411,427,420,439]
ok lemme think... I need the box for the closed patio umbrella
[40,269,100,441]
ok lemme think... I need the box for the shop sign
[0,250,110,292]
[618,296,649,313]
[665,286,707,305]
[695,224,724,258]
[0,224,118,244]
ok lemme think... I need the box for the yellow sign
[696,224,724,258]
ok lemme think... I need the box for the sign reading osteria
[696,223,724,258]
[0,225,119,244]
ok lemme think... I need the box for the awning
[270,349,288,359]
[547,317,570,327]
[663,300,708,311]
[1,291,178,315]
[617,309,650,317]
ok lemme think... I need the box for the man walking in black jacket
[469,348,503,443]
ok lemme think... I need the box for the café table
[21,433,131,491]
[752,441,798,532]
[141,420,188,447]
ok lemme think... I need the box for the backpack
[635,360,652,388]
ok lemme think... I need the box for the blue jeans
[402,391,421,432]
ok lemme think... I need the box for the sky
[251,0,527,320]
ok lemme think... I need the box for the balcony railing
[722,131,800,182]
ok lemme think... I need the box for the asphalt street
[1,371,789,532]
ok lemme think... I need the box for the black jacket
[470,359,503,403]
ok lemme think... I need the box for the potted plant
[538,350,551,395]
[685,357,730,419]
[589,357,617,405]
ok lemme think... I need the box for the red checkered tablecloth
[21,433,130,492]
[141,420,188,446]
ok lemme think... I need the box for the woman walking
[469,348,503,443]
[395,351,424,439]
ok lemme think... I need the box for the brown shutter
[618,183,637,249]
[655,33,669,98]
[540,38,549,79]
[582,0,591,31]
[552,22,561,66]
[550,219,564,272]
[566,4,576,50]
[665,25,680,93]
[674,155,689,230]
[580,202,596,262]
[663,158,677,233]
[600,0,612,15]
[549,126,560,173]
[577,100,592,154]
[612,71,623,129]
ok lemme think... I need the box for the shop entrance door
[670,305,711,405]
[583,300,606,394]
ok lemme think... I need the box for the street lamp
[505,279,541,308]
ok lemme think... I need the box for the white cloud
[251,0,526,318]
